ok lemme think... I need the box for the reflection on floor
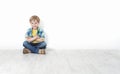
[0,49,120,74]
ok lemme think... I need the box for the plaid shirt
[25,27,45,38]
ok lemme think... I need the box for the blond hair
[29,15,40,23]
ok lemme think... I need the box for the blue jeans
[23,41,47,53]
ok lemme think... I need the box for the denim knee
[23,41,29,47]
[39,42,47,49]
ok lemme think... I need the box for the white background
[0,0,120,50]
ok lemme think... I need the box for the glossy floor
[0,49,120,74]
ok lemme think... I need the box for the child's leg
[36,42,47,54]
[23,41,39,53]
[36,41,47,49]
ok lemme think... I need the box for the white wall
[0,0,120,50]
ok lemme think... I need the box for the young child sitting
[23,15,47,54]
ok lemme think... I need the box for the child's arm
[35,38,45,42]
[26,36,39,42]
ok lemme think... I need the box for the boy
[23,15,47,54]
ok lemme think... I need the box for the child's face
[30,20,39,30]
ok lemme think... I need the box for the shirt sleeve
[39,28,45,38]
[41,31,45,38]
[25,29,30,38]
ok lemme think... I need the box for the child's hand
[34,35,39,39]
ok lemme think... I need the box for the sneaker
[23,48,31,54]
[38,49,46,54]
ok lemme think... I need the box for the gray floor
[0,49,120,74]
